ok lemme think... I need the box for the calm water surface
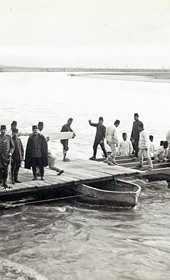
[0,72,170,279]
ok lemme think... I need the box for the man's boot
[11,175,15,184]
[3,179,9,189]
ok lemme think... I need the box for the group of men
[0,118,75,188]
[0,114,169,188]
[89,113,170,170]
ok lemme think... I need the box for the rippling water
[0,72,170,279]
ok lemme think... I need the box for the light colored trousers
[168,145,170,160]
[107,142,117,162]
[138,148,153,169]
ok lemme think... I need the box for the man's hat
[1,125,6,130]
[12,128,18,133]
[38,121,44,126]
[32,125,38,130]
[11,120,17,126]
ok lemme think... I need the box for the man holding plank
[60,118,76,162]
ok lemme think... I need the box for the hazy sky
[1,0,170,68]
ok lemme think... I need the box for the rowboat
[75,179,141,208]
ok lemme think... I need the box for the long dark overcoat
[0,134,15,168]
[25,134,48,169]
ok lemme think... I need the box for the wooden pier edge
[0,158,169,204]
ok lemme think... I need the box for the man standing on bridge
[137,123,153,170]
[106,119,120,165]
[25,125,48,180]
[60,118,76,162]
[130,113,143,158]
[0,125,15,188]
[89,117,107,160]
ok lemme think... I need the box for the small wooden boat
[75,179,141,208]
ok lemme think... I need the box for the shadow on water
[0,196,138,212]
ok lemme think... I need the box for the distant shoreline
[0,66,170,73]
[70,71,170,83]
[0,67,170,82]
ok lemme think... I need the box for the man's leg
[0,168,3,185]
[49,164,64,175]
[62,140,70,162]
[108,143,117,165]
[11,161,15,184]
[48,154,64,174]
[100,141,107,158]
[2,166,9,188]
[90,139,98,160]
[14,161,21,183]
[144,150,153,170]
[37,157,44,180]
[49,164,62,172]
[32,158,37,180]
[134,140,139,157]
[137,149,143,168]
[168,145,170,161]
[63,149,67,160]
[93,139,98,158]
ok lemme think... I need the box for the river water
[0,72,170,279]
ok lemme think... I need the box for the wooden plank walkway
[0,159,142,199]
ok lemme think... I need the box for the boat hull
[76,179,141,207]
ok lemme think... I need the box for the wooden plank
[74,159,141,176]
[65,169,102,179]
[45,168,80,182]
[66,163,114,177]
[45,170,77,183]
[48,131,74,140]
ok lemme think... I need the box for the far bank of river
[1,67,170,83]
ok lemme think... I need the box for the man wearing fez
[0,125,15,188]
[11,128,24,184]
[89,117,107,160]
[25,125,48,180]
[7,120,17,135]
[130,113,143,158]
[38,121,44,133]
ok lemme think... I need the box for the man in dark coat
[89,117,107,160]
[0,125,15,188]
[130,113,143,158]
[11,128,24,184]
[25,125,48,180]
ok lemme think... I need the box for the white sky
[0,0,170,68]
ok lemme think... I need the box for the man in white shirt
[137,123,153,170]
[166,130,170,161]
[118,132,133,156]
[105,119,120,165]
[154,141,168,162]
[149,135,156,159]
[37,122,64,175]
